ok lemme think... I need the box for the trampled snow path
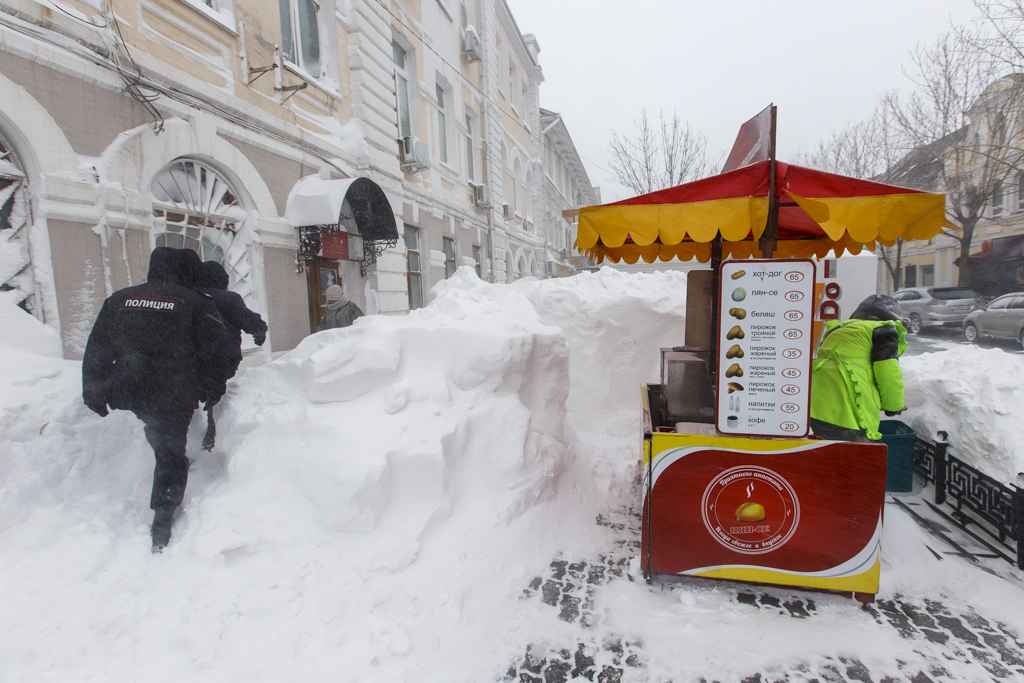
[508,500,1024,683]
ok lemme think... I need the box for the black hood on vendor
[850,294,903,322]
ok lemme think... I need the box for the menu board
[716,259,816,437]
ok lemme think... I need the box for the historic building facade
[877,75,1024,296]
[0,0,595,359]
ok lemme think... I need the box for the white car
[891,287,981,334]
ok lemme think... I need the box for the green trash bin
[878,420,915,493]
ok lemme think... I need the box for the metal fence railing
[912,437,1022,570]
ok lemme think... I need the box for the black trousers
[809,417,872,443]
[134,410,194,511]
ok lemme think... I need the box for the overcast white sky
[508,0,982,202]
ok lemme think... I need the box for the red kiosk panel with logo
[642,433,887,596]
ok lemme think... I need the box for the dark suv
[891,287,981,334]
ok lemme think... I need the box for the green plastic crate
[879,420,915,493]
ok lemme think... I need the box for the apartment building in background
[0,0,595,360]
[878,75,1024,297]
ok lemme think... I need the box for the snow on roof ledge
[285,176,398,242]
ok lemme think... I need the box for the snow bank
[505,269,689,498]
[0,267,688,683]
[902,345,1024,484]
[0,295,61,360]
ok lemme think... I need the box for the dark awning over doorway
[285,177,398,242]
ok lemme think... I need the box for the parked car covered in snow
[891,287,981,334]
[962,292,1024,348]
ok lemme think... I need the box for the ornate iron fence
[912,437,1022,570]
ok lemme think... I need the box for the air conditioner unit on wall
[502,204,514,220]
[560,248,569,260]
[463,26,482,62]
[399,136,430,171]
[472,183,490,208]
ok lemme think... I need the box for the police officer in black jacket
[194,260,268,449]
[82,247,227,552]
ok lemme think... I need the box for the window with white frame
[525,168,533,222]
[465,111,476,182]
[495,36,503,95]
[393,40,412,139]
[521,80,528,119]
[279,0,321,78]
[443,236,457,278]
[513,158,522,214]
[509,59,517,110]
[472,244,482,278]
[501,144,509,206]
[1018,172,1024,210]
[404,226,423,310]
[436,83,448,164]
[993,180,1004,216]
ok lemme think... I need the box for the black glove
[884,410,903,417]
[83,390,108,417]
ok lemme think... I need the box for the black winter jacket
[195,261,267,365]
[82,248,227,415]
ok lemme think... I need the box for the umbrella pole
[761,105,779,259]
[710,234,723,385]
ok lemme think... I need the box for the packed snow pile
[0,267,689,683]
[902,345,1024,484]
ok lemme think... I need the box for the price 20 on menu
[716,259,816,437]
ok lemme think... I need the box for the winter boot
[151,508,175,553]
[201,406,216,451]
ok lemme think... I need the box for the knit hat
[325,284,344,302]
[850,294,903,322]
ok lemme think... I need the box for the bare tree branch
[609,110,717,195]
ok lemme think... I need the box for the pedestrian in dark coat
[317,283,363,331]
[195,260,267,376]
[194,260,268,450]
[82,247,227,552]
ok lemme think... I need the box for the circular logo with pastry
[700,465,800,555]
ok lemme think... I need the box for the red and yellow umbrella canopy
[576,160,950,264]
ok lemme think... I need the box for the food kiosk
[574,108,949,602]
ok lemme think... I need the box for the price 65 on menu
[716,259,816,437]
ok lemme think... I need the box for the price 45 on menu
[716,259,816,437]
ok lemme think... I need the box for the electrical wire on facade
[102,0,164,133]
[3,2,599,213]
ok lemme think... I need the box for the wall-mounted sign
[716,259,816,437]
[319,229,364,262]
[321,229,349,260]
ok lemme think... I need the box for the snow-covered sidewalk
[1,268,1022,683]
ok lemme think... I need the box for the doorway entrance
[306,256,340,332]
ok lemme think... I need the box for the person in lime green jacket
[810,295,908,442]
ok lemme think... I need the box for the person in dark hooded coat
[810,294,908,442]
[82,247,227,552]
[195,260,267,382]
[194,260,268,450]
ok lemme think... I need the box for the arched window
[513,158,522,215]
[0,133,34,314]
[525,169,533,223]
[151,158,250,288]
